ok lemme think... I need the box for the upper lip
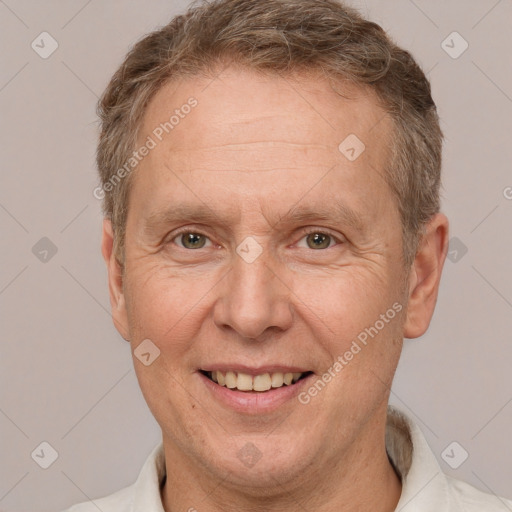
[199,364,312,376]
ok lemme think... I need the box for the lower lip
[198,372,314,414]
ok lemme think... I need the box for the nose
[212,245,293,340]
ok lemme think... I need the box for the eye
[296,229,341,250]
[168,228,341,251]
[172,231,213,249]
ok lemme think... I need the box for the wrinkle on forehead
[128,67,399,249]
[139,67,390,151]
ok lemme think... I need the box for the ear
[101,219,130,341]
[403,213,449,339]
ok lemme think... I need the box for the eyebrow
[274,203,365,232]
[142,200,366,236]
[143,204,232,236]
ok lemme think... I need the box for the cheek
[124,261,215,341]
[290,266,397,341]
[132,358,199,447]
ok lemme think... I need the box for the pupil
[308,233,329,249]
[183,233,205,248]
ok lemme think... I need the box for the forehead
[129,67,397,230]
[140,68,390,160]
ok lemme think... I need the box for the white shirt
[63,406,512,511]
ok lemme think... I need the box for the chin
[197,433,315,491]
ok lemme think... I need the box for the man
[66,0,512,510]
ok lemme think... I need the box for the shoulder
[386,406,512,511]
[60,484,133,512]
[446,475,512,511]
[60,441,165,512]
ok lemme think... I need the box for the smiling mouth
[200,370,313,392]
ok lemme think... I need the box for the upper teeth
[209,371,303,391]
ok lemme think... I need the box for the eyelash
[168,227,344,250]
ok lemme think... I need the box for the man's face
[109,68,410,488]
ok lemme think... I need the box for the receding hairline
[96,0,442,270]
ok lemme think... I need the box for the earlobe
[403,213,449,339]
[101,219,130,341]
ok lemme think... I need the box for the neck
[161,407,402,512]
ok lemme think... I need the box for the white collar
[89,405,509,511]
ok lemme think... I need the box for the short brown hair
[96,0,442,267]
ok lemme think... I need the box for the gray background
[1,0,511,510]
